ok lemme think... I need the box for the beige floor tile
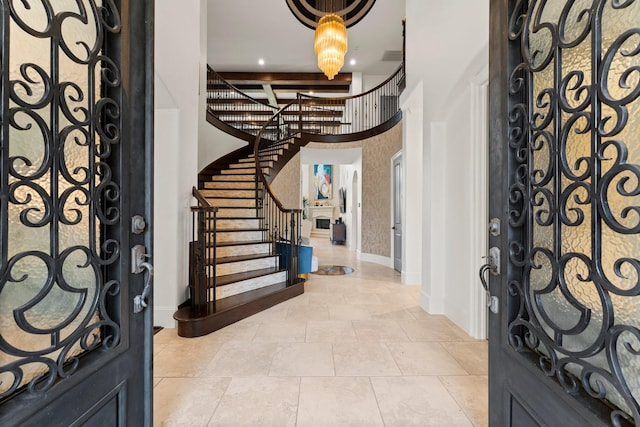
[154,343,219,378]
[333,342,401,376]
[153,328,192,345]
[371,376,473,427]
[277,293,310,306]
[201,342,278,377]
[252,321,307,342]
[153,377,230,427]
[343,293,382,305]
[297,377,384,426]
[352,320,411,342]
[440,376,489,427]
[154,342,168,357]
[328,304,372,320]
[387,342,468,375]
[154,238,488,424]
[303,282,335,294]
[269,342,335,376]
[382,293,421,308]
[400,319,473,342]
[285,304,330,321]
[305,320,357,342]
[367,304,417,321]
[442,341,488,375]
[406,306,440,320]
[354,283,395,294]
[208,377,299,427]
[196,321,260,345]
[307,293,346,305]
[245,305,289,322]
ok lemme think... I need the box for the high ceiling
[207,0,405,75]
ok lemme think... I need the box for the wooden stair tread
[214,282,288,311]
[206,195,257,199]
[212,228,267,233]
[214,252,276,265]
[201,180,256,184]
[174,281,305,337]
[218,216,264,221]
[215,239,271,247]
[213,266,285,287]
[208,204,259,209]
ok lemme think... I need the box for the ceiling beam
[217,72,352,85]
[262,84,278,107]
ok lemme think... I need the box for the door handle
[132,245,154,313]
[479,246,500,314]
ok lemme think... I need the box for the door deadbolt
[488,218,500,237]
[131,215,146,234]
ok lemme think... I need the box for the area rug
[312,265,354,275]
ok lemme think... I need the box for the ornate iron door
[489,0,640,425]
[0,1,153,425]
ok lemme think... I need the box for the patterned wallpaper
[304,123,403,257]
[270,152,301,209]
[361,123,403,257]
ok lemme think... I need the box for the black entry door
[489,0,640,425]
[0,1,153,426]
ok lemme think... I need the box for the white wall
[197,0,246,171]
[406,0,489,337]
[154,1,203,327]
[363,74,390,92]
[400,81,423,286]
[154,1,256,327]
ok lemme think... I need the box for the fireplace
[316,218,331,230]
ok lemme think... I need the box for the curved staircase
[174,26,405,336]
[174,140,306,337]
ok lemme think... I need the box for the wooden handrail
[192,186,217,211]
[250,58,405,215]
[208,60,405,142]
[298,64,404,103]
[208,66,277,109]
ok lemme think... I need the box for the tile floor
[154,238,488,426]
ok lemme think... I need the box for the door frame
[391,151,402,273]
[351,170,359,252]
[469,66,489,340]
[0,1,154,425]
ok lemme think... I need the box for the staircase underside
[174,281,304,337]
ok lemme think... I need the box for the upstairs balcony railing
[207,63,405,143]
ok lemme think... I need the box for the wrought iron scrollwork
[507,0,640,425]
[0,1,122,400]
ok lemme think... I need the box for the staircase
[175,34,405,337]
[174,142,304,337]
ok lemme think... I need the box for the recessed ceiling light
[258,58,265,66]
[309,91,314,95]
[350,59,356,66]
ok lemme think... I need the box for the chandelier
[314,13,348,80]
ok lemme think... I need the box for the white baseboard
[420,289,445,314]
[154,306,178,328]
[358,252,393,268]
[401,270,421,285]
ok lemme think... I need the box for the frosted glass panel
[0,0,121,399]
[508,0,640,422]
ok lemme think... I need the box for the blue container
[276,242,314,274]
